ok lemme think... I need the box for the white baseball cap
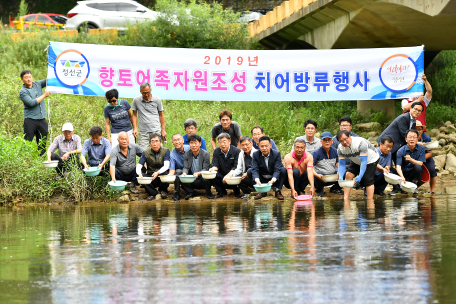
[62,123,74,131]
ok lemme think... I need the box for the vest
[403,99,427,131]
[144,147,169,174]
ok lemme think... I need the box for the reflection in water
[0,194,455,303]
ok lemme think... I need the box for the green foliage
[427,50,456,106]
[17,0,29,18]
[119,0,253,49]
[0,136,57,201]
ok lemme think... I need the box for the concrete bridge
[248,0,456,118]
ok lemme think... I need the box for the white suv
[66,0,158,31]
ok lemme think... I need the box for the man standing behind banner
[19,70,51,156]
[401,74,432,131]
[132,82,166,149]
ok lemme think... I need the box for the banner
[47,42,424,101]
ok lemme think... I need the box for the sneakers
[317,189,325,197]
[129,184,139,194]
[389,189,402,195]
[55,174,64,180]
[241,194,250,199]
[413,189,418,195]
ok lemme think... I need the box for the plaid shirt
[49,134,82,157]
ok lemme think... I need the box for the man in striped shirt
[47,123,82,179]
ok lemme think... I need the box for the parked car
[239,10,265,24]
[11,13,67,29]
[66,0,158,32]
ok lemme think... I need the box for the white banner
[47,42,424,101]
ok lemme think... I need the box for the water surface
[1,193,456,303]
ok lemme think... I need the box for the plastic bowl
[254,183,272,193]
[159,175,176,183]
[225,177,242,185]
[43,160,59,168]
[322,174,338,183]
[179,175,196,183]
[295,195,312,201]
[338,180,355,188]
[137,177,153,184]
[83,167,101,177]
[424,141,439,149]
[201,171,217,180]
[384,173,402,185]
[401,181,417,193]
[108,181,127,191]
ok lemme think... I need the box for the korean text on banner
[46,42,424,101]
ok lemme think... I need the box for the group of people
[20,69,436,201]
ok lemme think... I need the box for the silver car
[66,0,158,31]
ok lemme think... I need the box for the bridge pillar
[357,100,396,120]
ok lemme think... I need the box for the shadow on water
[1,189,456,303]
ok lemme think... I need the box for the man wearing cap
[80,126,111,174]
[281,137,315,198]
[19,70,51,156]
[312,132,343,197]
[416,121,437,194]
[401,74,432,130]
[47,123,82,179]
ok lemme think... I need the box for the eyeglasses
[407,136,418,139]
[412,108,423,113]
[141,91,151,96]
[108,98,117,103]
[340,124,351,127]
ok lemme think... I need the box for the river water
[1,193,456,303]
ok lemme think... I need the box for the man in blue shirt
[374,136,399,196]
[396,130,426,194]
[19,70,51,156]
[80,126,112,175]
[416,121,437,194]
[168,133,190,202]
[312,132,343,197]
[182,118,207,151]
[251,126,278,151]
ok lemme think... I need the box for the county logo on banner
[46,42,424,101]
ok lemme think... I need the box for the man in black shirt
[210,110,242,150]
[209,133,242,198]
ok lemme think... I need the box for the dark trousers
[282,168,309,192]
[425,157,437,178]
[115,168,138,185]
[173,169,183,193]
[143,172,169,196]
[181,176,213,195]
[403,165,423,184]
[213,172,240,195]
[374,167,398,192]
[51,153,81,175]
[24,118,48,156]
[239,168,254,194]
[313,170,342,193]
[247,168,285,191]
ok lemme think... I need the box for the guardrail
[12,17,65,33]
